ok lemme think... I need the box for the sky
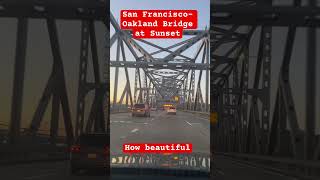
[110,0,210,104]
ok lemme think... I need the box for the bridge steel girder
[9,18,28,144]
[211,0,320,177]
[0,0,106,21]
[110,61,210,70]
[3,0,108,145]
[110,12,210,111]
[211,5,320,27]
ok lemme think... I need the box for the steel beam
[0,0,106,20]
[211,5,320,26]
[9,18,28,144]
[110,61,209,70]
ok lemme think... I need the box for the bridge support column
[9,18,28,144]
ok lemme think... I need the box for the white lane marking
[24,172,57,179]
[185,120,202,126]
[111,121,133,123]
[185,120,192,126]
[131,128,139,133]
[198,117,209,121]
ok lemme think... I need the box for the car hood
[110,152,210,171]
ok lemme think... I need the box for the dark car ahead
[132,103,151,117]
[69,133,108,174]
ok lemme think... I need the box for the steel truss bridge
[0,0,319,179]
[0,0,108,160]
[109,12,210,112]
[211,0,320,179]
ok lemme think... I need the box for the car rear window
[134,104,145,108]
[79,134,107,147]
[170,107,176,109]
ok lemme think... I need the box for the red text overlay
[120,10,198,38]
[122,143,193,153]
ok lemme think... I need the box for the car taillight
[70,145,80,153]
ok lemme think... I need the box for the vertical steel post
[206,39,210,112]
[76,21,90,137]
[305,0,316,160]
[9,18,28,144]
[113,37,120,108]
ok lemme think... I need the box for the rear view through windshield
[79,134,107,147]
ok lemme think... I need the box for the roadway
[110,110,210,154]
[0,111,210,179]
[0,111,298,179]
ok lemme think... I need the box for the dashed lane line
[131,128,139,133]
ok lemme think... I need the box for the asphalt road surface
[110,110,210,154]
[0,111,297,179]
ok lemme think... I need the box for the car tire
[132,114,135,117]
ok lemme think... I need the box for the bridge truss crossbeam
[110,12,210,112]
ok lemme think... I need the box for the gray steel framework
[211,0,320,177]
[110,12,210,111]
[1,0,108,145]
